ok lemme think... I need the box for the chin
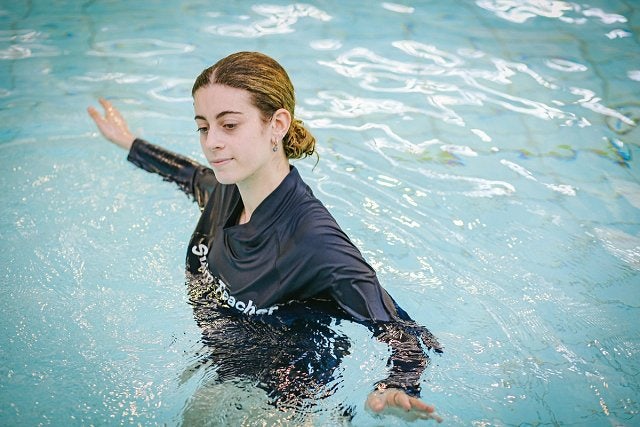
[212,170,241,185]
[213,173,235,185]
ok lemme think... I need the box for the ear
[271,108,291,139]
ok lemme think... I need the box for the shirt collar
[226,165,305,234]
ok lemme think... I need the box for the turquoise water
[1,0,639,425]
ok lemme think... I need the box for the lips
[210,158,232,167]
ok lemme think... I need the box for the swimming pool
[1,0,638,425]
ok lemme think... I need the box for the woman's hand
[366,388,443,423]
[87,98,135,150]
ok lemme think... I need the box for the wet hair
[192,51,316,160]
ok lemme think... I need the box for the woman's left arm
[364,318,443,422]
[321,259,443,420]
[299,208,443,421]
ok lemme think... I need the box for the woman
[88,51,443,422]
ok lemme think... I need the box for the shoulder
[288,196,346,245]
[276,169,365,264]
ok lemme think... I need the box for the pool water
[1,0,639,425]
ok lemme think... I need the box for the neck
[237,161,290,223]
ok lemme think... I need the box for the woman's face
[193,84,278,186]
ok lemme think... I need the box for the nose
[203,129,223,151]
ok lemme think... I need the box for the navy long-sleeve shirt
[127,138,441,398]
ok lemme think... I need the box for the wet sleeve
[126,138,218,209]
[330,273,443,396]
[368,317,443,396]
[308,223,443,397]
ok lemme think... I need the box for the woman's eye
[222,123,237,130]
[196,127,208,135]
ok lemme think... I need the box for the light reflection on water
[204,4,332,38]
[0,0,639,426]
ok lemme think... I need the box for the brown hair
[192,51,316,160]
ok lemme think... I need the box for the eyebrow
[194,110,243,121]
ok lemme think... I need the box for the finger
[396,392,412,411]
[100,100,126,124]
[370,398,385,413]
[417,411,443,423]
[409,397,435,413]
[365,392,386,413]
[98,98,113,113]
[426,412,443,423]
[87,106,105,124]
[387,390,406,410]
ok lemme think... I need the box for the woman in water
[88,51,442,422]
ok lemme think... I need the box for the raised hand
[87,98,135,150]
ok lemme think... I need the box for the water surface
[1,1,639,425]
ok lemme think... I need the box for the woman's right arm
[87,98,217,208]
[87,98,136,150]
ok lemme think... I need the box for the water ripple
[609,178,640,209]
[0,44,60,60]
[0,29,41,42]
[544,58,588,73]
[605,29,632,40]
[500,159,576,196]
[317,43,593,128]
[594,227,640,270]
[411,165,516,198]
[87,38,194,58]
[309,39,342,51]
[381,3,414,14]
[570,87,635,127]
[148,78,193,103]
[0,29,59,60]
[475,0,574,23]
[605,104,639,136]
[310,90,425,118]
[313,38,639,172]
[204,4,331,38]
[582,6,627,24]
[75,72,159,84]
[628,71,640,82]
[475,1,627,25]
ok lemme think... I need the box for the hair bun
[284,119,316,159]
